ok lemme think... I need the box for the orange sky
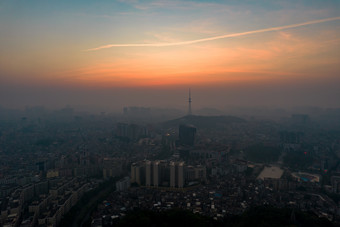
[64,27,339,88]
[0,0,339,109]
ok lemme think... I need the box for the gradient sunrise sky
[0,0,339,110]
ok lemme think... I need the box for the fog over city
[1,76,340,113]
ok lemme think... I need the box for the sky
[0,0,339,112]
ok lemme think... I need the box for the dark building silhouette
[291,114,309,125]
[280,131,302,144]
[116,123,129,138]
[179,124,196,146]
[116,123,149,141]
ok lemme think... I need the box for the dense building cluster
[1,177,92,226]
[1,106,340,226]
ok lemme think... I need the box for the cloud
[86,16,340,51]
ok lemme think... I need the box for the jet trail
[86,16,340,51]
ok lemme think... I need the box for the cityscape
[1,0,340,226]
[1,100,340,226]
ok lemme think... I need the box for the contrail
[86,16,340,51]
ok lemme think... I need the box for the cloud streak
[86,17,340,51]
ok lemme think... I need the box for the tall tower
[188,89,192,115]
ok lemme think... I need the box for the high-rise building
[145,160,152,187]
[291,114,309,126]
[170,161,184,188]
[170,161,176,188]
[153,161,160,187]
[159,160,169,187]
[179,124,196,146]
[178,162,184,188]
[116,177,131,191]
[131,164,136,183]
[131,161,145,185]
[135,166,141,185]
[128,124,140,141]
[117,123,149,141]
[194,165,206,182]
[186,166,196,181]
[116,123,129,138]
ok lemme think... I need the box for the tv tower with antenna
[188,88,192,115]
